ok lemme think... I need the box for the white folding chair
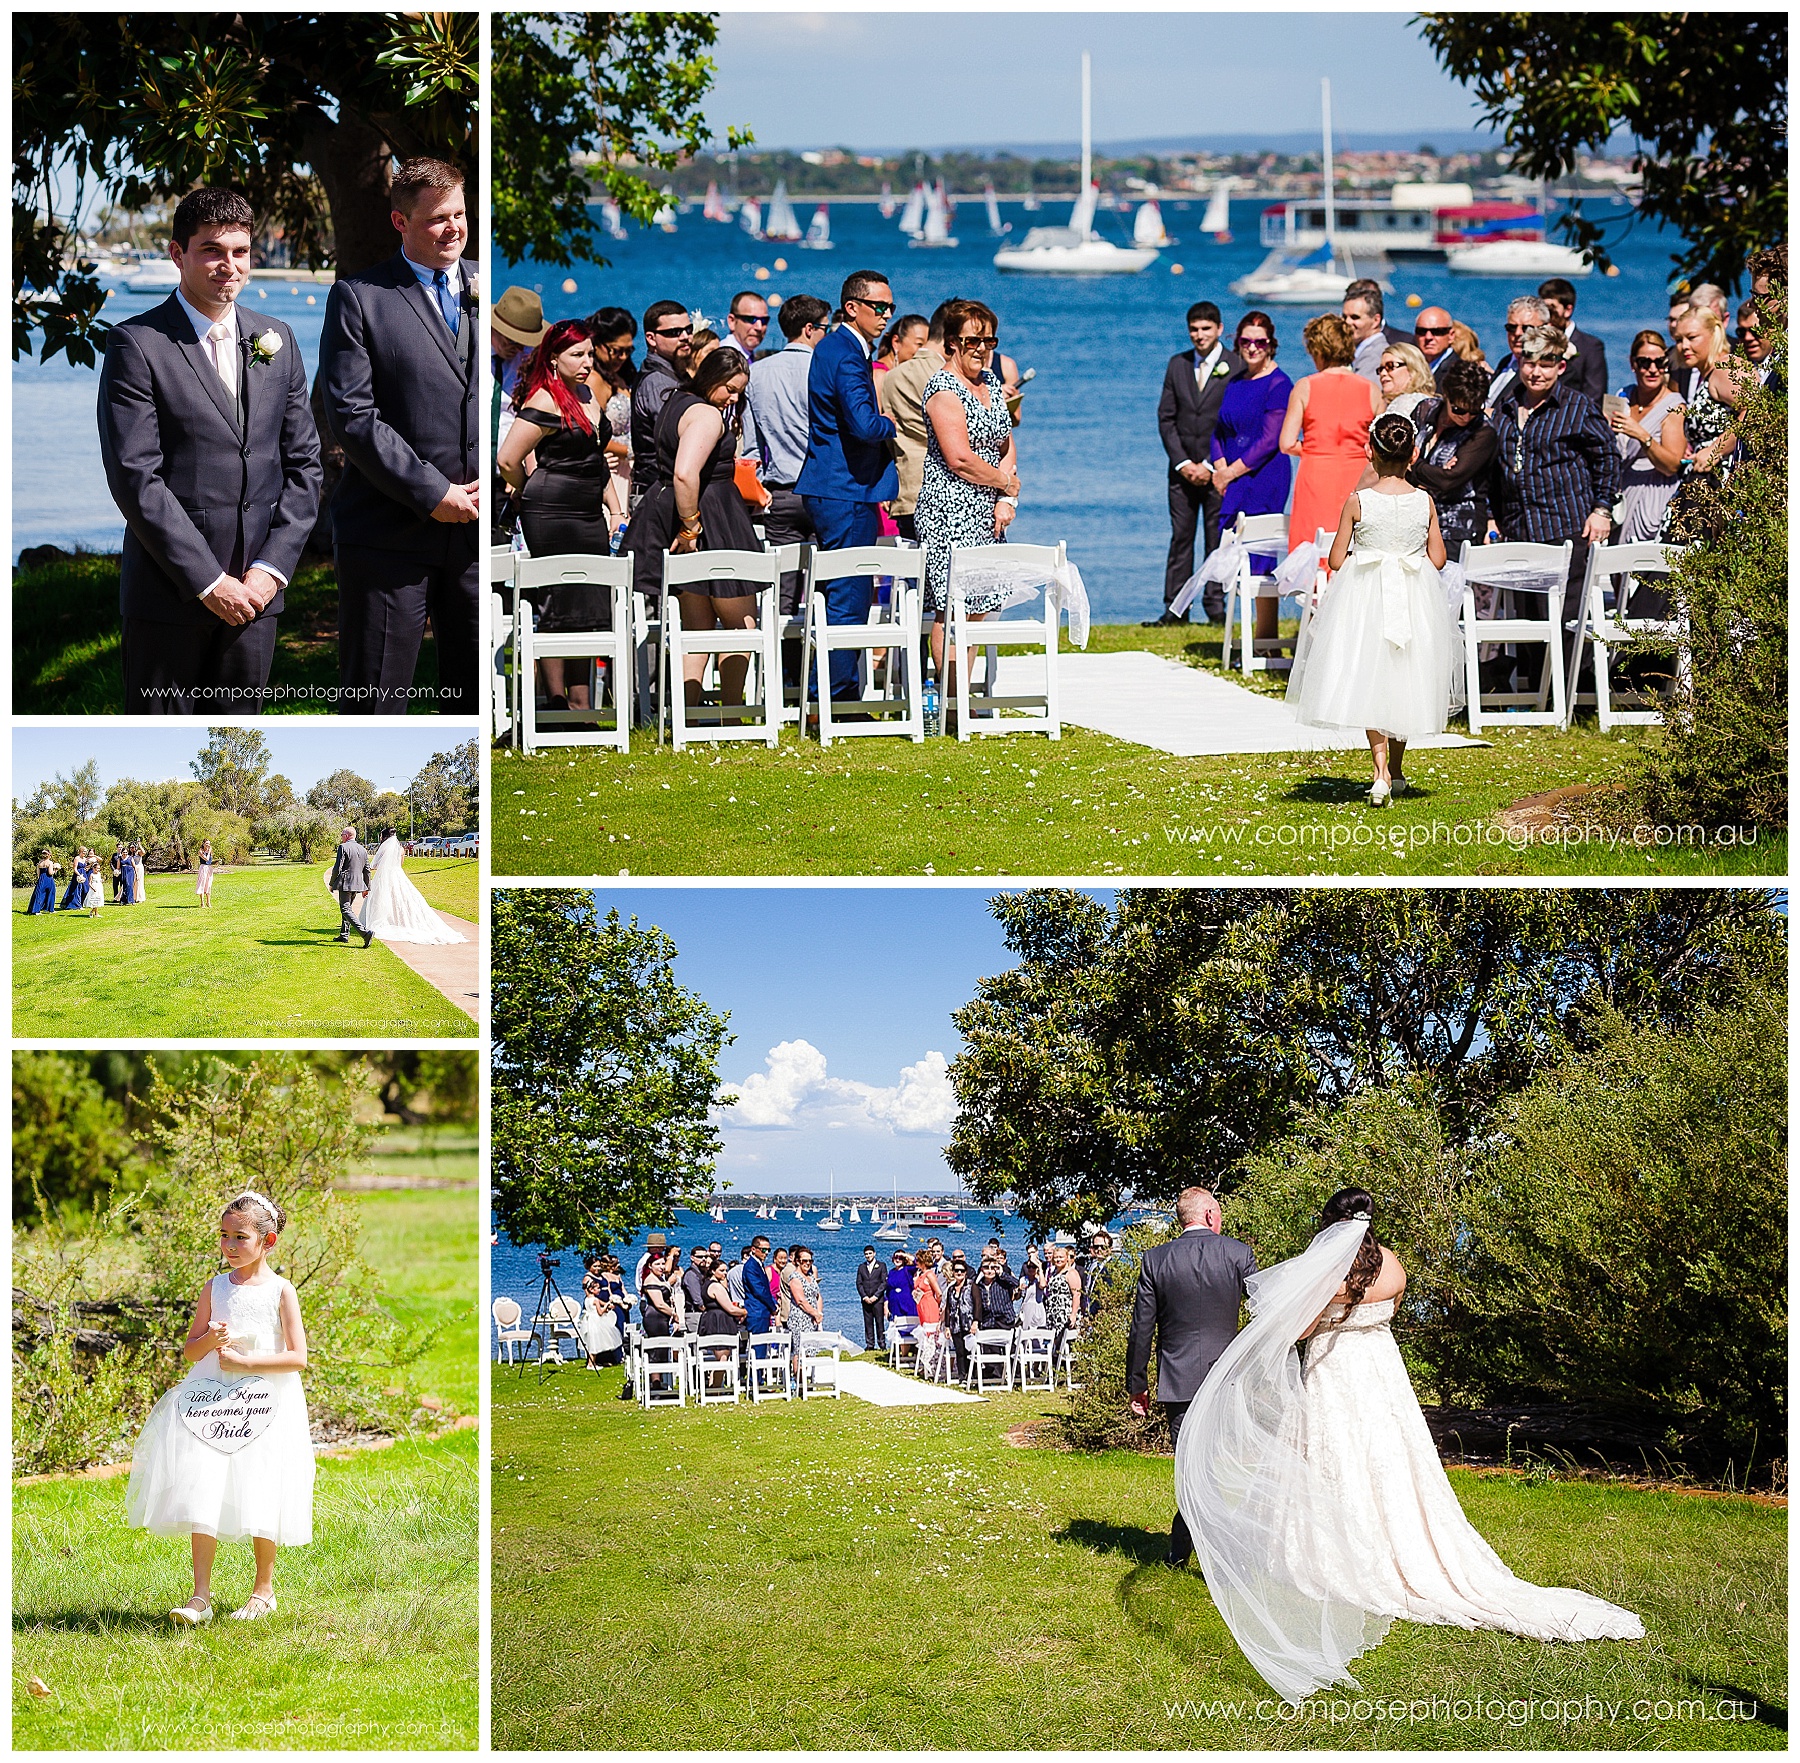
[488,546,517,744]
[947,541,1067,741]
[798,1332,843,1398]
[513,553,633,753]
[693,1335,741,1404]
[802,544,926,745]
[965,1328,1016,1392]
[745,1331,794,1401]
[637,1338,688,1408]
[1014,1328,1056,1392]
[1056,1331,1083,1393]
[886,1320,919,1374]
[1566,541,1690,730]
[661,549,783,750]
[768,540,811,728]
[1219,511,1292,673]
[1458,539,1575,731]
[491,1297,532,1364]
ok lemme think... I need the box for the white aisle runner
[993,650,1482,757]
[834,1360,984,1407]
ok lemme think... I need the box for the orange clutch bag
[734,457,766,504]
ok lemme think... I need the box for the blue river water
[12,280,329,558]
[492,1204,1125,1354]
[500,195,1691,621]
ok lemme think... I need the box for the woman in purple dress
[1208,312,1295,621]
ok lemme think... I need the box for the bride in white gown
[323,831,466,946]
[1177,1187,1642,1706]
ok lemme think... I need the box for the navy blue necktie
[433,268,460,336]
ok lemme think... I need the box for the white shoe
[1369,778,1391,806]
[229,1592,277,1621]
[169,1596,212,1626]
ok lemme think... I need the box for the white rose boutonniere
[250,330,283,367]
[1211,361,1231,379]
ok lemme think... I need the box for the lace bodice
[203,1272,289,1364]
[1316,1295,1397,1333]
[1351,488,1431,557]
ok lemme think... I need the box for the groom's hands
[203,575,265,625]
[431,480,481,523]
[1130,1393,1151,1418]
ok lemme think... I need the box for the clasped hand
[203,567,279,627]
[431,480,481,523]
[216,1344,256,1373]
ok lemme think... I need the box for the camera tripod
[523,1258,572,1383]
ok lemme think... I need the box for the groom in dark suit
[327,827,373,947]
[97,187,322,713]
[321,157,479,715]
[1127,1187,1258,1567]
[1154,302,1245,624]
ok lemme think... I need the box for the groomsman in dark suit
[1154,303,1245,624]
[1127,1187,1258,1566]
[97,187,322,713]
[321,157,479,715]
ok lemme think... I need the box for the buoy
[257,288,266,298]
[1605,263,1621,277]
[1170,263,1184,275]
[1405,293,1423,308]
[768,293,783,307]
[562,277,578,294]
[773,257,788,272]
[289,286,299,295]
[753,266,771,281]
[306,294,316,304]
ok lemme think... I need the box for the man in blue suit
[742,1235,776,1333]
[796,268,899,699]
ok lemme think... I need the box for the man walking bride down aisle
[324,826,466,946]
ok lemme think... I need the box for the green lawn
[13,1182,479,1749]
[492,1375,1786,1750]
[12,555,440,714]
[404,856,480,924]
[13,864,474,1038]
[493,623,1779,878]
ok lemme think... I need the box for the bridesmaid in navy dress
[1208,311,1295,592]
[27,853,58,914]
[59,850,87,910]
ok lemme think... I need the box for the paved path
[996,650,1483,756]
[382,912,479,1020]
[834,1359,984,1406]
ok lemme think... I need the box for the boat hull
[993,242,1157,274]
[1445,241,1594,277]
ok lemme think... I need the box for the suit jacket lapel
[395,257,466,377]
[238,328,257,436]
[163,296,241,431]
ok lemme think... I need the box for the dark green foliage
[1059,1221,1178,1453]
[494,12,752,268]
[491,891,733,1252]
[1416,13,1787,289]
[11,1051,136,1224]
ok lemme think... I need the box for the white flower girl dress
[125,1272,315,1545]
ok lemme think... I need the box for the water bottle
[922,674,941,737]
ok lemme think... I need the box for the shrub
[12,1051,138,1225]
[1057,1221,1180,1453]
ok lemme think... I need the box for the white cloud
[722,1042,955,1137]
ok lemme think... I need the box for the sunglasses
[852,299,896,317]
[1414,325,1452,338]
[1376,360,1406,374]
[955,334,998,351]
[650,325,690,339]
[1237,335,1271,351]
[1446,403,1477,418]
[732,312,770,327]
[1631,354,1668,369]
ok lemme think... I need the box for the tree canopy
[1415,12,1787,289]
[492,11,751,269]
[491,892,732,1253]
[945,887,1784,1233]
[14,12,477,365]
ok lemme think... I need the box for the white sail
[1068,182,1099,239]
[653,186,677,231]
[600,200,627,240]
[984,181,1009,236]
[879,181,897,218]
[1202,177,1235,234]
[703,181,729,222]
[802,204,833,249]
[914,180,957,247]
[1133,199,1171,246]
[764,179,802,240]
[739,198,762,238]
[898,182,926,236]
[848,1205,862,1223]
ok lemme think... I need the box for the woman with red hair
[497,318,626,708]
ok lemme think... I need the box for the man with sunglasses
[795,268,900,699]
[1537,277,1607,402]
[726,290,775,362]
[1485,295,1550,410]
[1412,305,1458,386]
[629,297,695,506]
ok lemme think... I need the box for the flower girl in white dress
[1288,411,1453,804]
[126,1192,314,1625]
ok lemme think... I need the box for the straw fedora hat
[492,286,550,347]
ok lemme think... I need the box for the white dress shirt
[172,289,285,597]
[1175,342,1225,472]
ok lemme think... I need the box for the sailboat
[847,1204,862,1224]
[801,204,834,251]
[652,187,678,232]
[872,1177,909,1242]
[984,181,1011,237]
[709,1201,726,1223]
[879,181,897,218]
[1446,182,1591,275]
[993,54,1158,273]
[1133,191,1173,248]
[739,198,763,239]
[763,179,803,242]
[911,180,957,248]
[1232,79,1384,303]
[818,1173,844,1231]
[1201,177,1235,240]
[897,182,926,238]
[599,200,627,241]
[703,182,730,223]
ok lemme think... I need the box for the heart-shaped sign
[177,1378,277,1454]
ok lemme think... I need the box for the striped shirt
[1488,380,1621,544]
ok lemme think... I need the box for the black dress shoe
[362,929,373,948]
[1164,1550,1191,1569]
[1142,609,1191,627]
[333,934,349,944]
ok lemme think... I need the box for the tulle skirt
[1287,550,1454,740]
[124,1369,314,1546]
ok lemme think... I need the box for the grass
[12,554,440,715]
[492,622,1781,878]
[12,863,476,1038]
[403,856,480,924]
[13,1184,479,1750]
[492,1373,1786,1750]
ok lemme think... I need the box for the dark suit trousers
[1165,474,1225,616]
[337,889,365,939]
[1164,1400,1195,1560]
[801,495,879,699]
[861,1298,887,1351]
[336,543,480,715]
[121,611,279,715]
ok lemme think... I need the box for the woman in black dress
[620,346,769,709]
[496,318,626,710]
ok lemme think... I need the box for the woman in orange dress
[1280,313,1383,557]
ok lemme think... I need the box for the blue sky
[591,885,1111,1194]
[707,12,1492,150]
[12,725,464,801]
